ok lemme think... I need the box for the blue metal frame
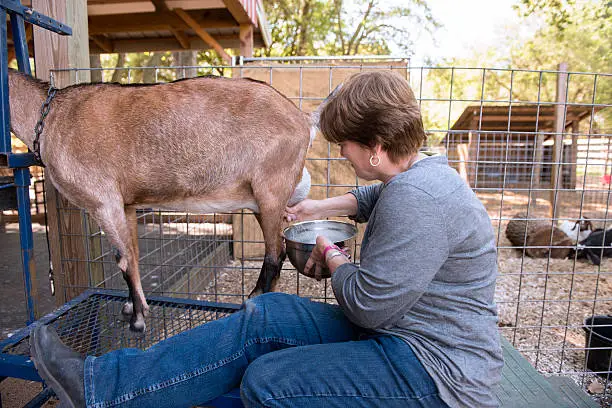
[0,289,241,382]
[0,0,70,325]
[0,289,244,407]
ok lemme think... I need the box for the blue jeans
[84,293,449,407]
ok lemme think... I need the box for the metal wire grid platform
[0,289,240,383]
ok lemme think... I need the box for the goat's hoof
[129,316,146,334]
[121,301,133,318]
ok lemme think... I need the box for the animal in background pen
[558,218,593,244]
[8,69,313,332]
[576,228,612,265]
[505,212,573,259]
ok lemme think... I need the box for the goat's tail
[290,85,343,206]
[309,84,343,147]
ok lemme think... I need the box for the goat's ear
[585,250,601,266]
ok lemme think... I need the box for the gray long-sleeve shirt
[332,155,504,408]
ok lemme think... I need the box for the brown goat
[9,70,312,332]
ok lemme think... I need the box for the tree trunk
[143,53,164,83]
[89,55,103,83]
[111,53,126,83]
[173,51,198,79]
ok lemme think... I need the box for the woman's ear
[372,143,383,157]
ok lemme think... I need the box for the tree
[424,0,611,133]
[261,0,439,56]
[513,0,577,32]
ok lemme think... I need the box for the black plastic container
[583,315,612,375]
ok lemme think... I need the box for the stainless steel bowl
[284,220,357,279]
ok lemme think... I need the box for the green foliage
[513,0,576,32]
[425,0,611,132]
[262,0,439,56]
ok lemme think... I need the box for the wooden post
[239,24,253,57]
[467,129,479,187]
[33,0,91,304]
[533,133,545,188]
[570,120,579,189]
[550,62,568,220]
[457,143,471,187]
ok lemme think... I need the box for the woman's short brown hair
[318,71,426,163]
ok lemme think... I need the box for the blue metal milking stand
[0,1,70,405]
[0,0,72,325]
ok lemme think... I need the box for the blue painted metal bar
[14,167,37,324]
[1,152,40,168]
[0,7,10,154]
[1,0,71,35]
[10,11,30,74]
[0,353,40,382]
[0,182,14,189]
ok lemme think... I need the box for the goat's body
[41,78,309,211]
[9,71,311,331]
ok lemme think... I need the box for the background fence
[10,57,611,404]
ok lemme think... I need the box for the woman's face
[338,140,378,180]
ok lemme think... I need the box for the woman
[31,71,503,408]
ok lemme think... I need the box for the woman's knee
[240,354,277,407]
[242,293,302,322]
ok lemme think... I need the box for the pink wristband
[322,244,339,259]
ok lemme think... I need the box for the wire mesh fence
[30,57,611,404]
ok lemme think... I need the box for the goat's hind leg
[119,207,143,320]
[249,203,286,298]
[92,204,149,332]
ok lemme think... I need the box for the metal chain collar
[32,84,57,167]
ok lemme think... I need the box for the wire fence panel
[43,58,610,404]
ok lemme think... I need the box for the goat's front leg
[93,205,149,332]
[249,209,285,298]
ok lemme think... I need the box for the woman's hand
[304,235,334,280]
[285,199,321,222]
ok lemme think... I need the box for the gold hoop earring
[369,155,381,167]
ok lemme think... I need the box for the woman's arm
[285,194,358,222]
[286,183,384,223]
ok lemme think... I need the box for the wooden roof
[450,104,597,133]
[8,0,271,59]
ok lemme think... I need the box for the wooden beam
[32,0,92,305]
[474,115,577,122]
[151,0,170,12]
[170,29,191,49]
[88,13,237,35]
[88,2,155,15]
[239,23,253,57]
[88,0,151,4]
[174,8,231,63]
[222,0,251,24]
[90,35,113,53]
[89,35,249,53]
